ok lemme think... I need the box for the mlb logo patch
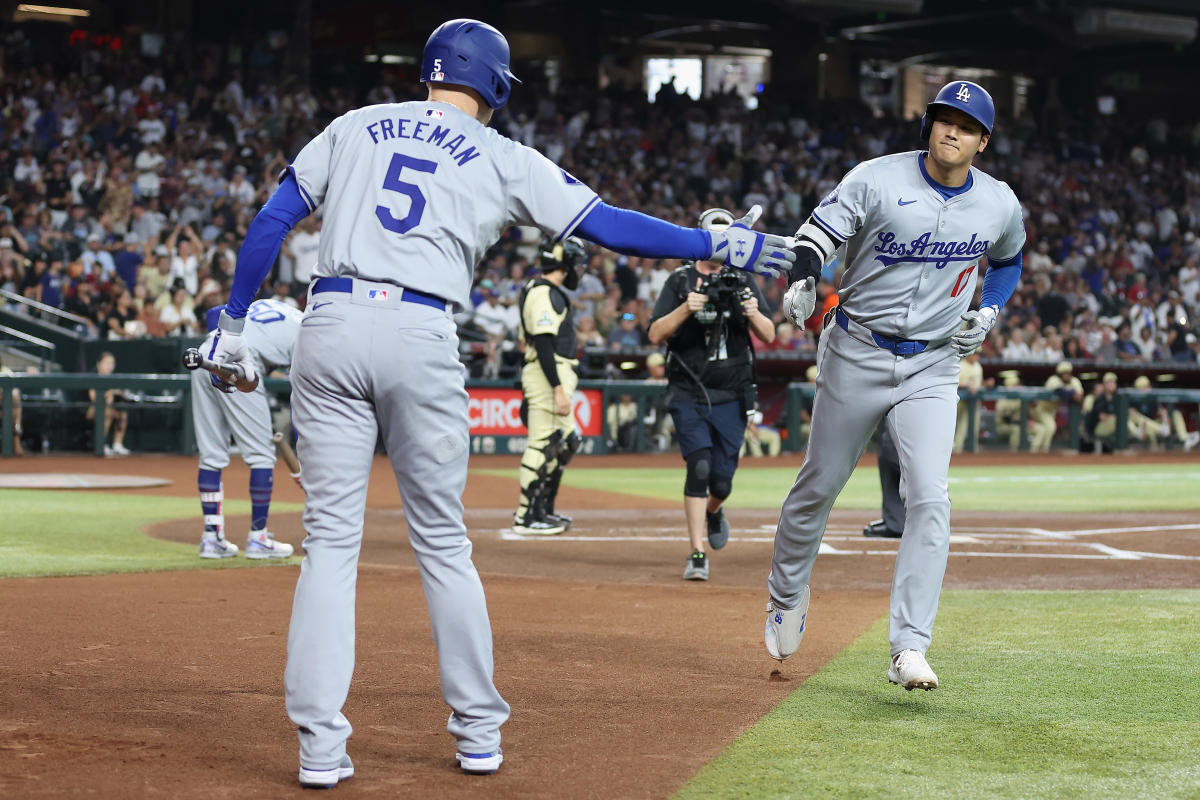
[431,71,445,82]
[426,108,444,118]
[368,289,389,301]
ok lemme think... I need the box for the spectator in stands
[606,310,647,351]
[86,351,129,457]
[575,315,605,349]
[166,224,202,295]
[1002,328,1031,360]
[106,289,142,339]
[81,233,115,282]
[1114,323,1141,360]
[158,284,198,337]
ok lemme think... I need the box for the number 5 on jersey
[376,153,438,235]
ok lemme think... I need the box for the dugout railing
[3,373,1199,457]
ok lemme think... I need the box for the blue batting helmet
[920,80,994,142]
[421,19,520,110]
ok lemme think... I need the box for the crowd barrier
[2,373,1198,458]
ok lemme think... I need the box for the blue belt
[835,307,929,356]
[311,276,446,311]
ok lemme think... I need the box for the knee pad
[684,449,711,497]
[559,430,582,467]
[709,474,732,502]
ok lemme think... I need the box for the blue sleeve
[575,202,710,261]
[224,174,312,318]
[979,251,1022,311]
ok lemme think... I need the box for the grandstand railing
[0,324,56,372]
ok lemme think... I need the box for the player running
[764,81,1025,691]
[193,298,300,559]
[205,17,795,789]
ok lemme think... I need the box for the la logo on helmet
[955,83,971,102]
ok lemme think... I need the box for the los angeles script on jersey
[872,230,989,270]
[363,117,481,167]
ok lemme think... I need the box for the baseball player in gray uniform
[764,81,1024,691]
[194,298,300,560]
[205,18,795,788]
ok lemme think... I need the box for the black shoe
[706,508,730,550]
[863,519,902,538]
[544,512,573,530]
[512,514,566,536]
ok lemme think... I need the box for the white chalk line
[494,521,1200,562]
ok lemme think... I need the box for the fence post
[1,379,12,458]
[93,384,107,457]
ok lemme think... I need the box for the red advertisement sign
[467,388,602,436]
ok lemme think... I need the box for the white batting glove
[208,310,257,393]
[950,306,998,358]
[783,277,817,326]
[707,205,797,278]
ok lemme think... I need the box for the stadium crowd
[3,26,1200,380]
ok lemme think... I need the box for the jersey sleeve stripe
[556,195,601,242]
[810,211,849,243]
[285,165,318,212]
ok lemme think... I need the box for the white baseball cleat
[888,649,939,691]
[198,537,238,559]
[764,584,810,661]
[244,530,294,559]
[456,749,503,775]
[298,754,354,788]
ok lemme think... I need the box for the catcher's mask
[539,236,586,290]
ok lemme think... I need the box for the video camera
[697,267,750,314]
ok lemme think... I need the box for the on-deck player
[205,18,795,789]
[765,80,1024,691]
[194,298,301,559]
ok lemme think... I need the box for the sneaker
[244,530,294,559]
[887,649,939,691]
[199,537,239,559]
[682,551,709,581]
[103,444,114,457]
[764,584,810,661]
[511,514,565,536]
[110,443,130,456]
[299,754,354,788]
[456,749,503,775]
[706,508,730,550]
[863,519,902,538]
[1185,431,1200,453]
[544,512,573,530]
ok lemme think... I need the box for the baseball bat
[181,347,259,392]
[273,431,303,489]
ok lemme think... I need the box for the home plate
[0,473,170,489]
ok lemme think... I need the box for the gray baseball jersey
[192,298,302,471]
[770,150,1024,664]
[288,100,600,307]
[813,151,1024,340]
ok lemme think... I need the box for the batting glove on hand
[208,310,257,393]
[950,305,998,358]
[708,205,797,279]
[783,277,817,326]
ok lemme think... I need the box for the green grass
[475,463,1200,512]
[0,490,304,578]
[676,590,1200,800]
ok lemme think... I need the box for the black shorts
[668,397,746,479]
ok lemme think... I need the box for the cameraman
[648,209,775,581]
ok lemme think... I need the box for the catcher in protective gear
[512,236,587,534]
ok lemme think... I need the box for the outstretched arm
[575,203,795,278]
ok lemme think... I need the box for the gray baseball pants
[769,321,959,655]
[284,281,510,770]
